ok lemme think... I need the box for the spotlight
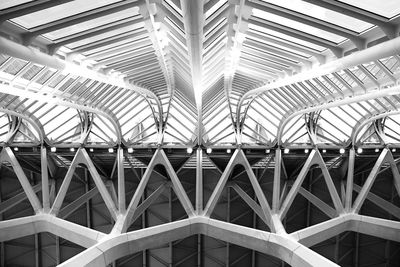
[89,148,94,152]
[187,147,193,154]
[304,149,309,153]
[70,147,75,152]
[357,147,363,154]
[127,147,133,153]
[375,148,379,153]
[226,148,231,153]
[51,147,56,152]
[392,148,396,152]
[13,147,18,151]
[322,149,327,153]
[108,148,114,153]
[339,148,345,154]
[206,147,212,154]
[265,149,270,153]
[284,148,289,154]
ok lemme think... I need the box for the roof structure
[0,0,400,266]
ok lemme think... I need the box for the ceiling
[0,1,400,267]
[0,0,399,149]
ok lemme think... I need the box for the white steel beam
[41,146,50,212]
[0,147,42,213]
[353,184,400,220]
[352,148,390,213]
[50,148,118,220]
[117,147,126,213]
[279,150,319,219]
[237,35,400,126]
[0,214,105,247]
[57,216,340,267]
[203,149,242,217]
[115,149,194,233]
[0,36,159,101]
[180,0,204,110]
[276,86,400,145]
[196,147,203,214]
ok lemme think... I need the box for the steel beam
[0,147,42,213]
[237,35,400,129]
[352,148,390,213]
[57,216,340,267]
[180,0,204,109]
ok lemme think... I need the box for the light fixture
[226,148,231,153]
[392,148,396,152]
[357,147,363,154]
[127,147,134,153]
[89,148,94,152]
[51,147,56,152]
[13,147,18,151]
[322,149,327,153]
[70,147,75,152]
[284,148,289,154]
[187,147,193,154]
[304,149,309,153]
[375,148,379,153]
[206,147,212,154]
[339,148,345,154]
[266,149,270,153]
[108,148,114,153]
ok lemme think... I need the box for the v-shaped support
[279,149,344,219]
[116,148,195,233]
[203,149,274,231]
[352,148,400,213]
[0,147,42,213]
[50,148,118,220]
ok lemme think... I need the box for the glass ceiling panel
[248,24,326,52]
[65,24,145,49]
[252,9,347,44]
[248,29,312,58]
[0,0,33,9]
[338,0,400,19]
[11,0,123,29]
[260,0,373,33]
[44,8,140,40]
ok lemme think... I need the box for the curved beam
[0,36,163,136]
[236,36,400,129]
[276,86,400,145]
[0,108,47,145]
[0,83,124,145]
[351,110,400,145]
[59,217,339,267]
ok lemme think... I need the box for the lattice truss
[0,0,400,266]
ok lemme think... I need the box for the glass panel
[252,9,347,44]
[260,0,373,33]
[11,0,123,29]
[44,8,140,40]
[338,0,400,19]
[66,24,145,49]
[248,24,326,51]
[0,0,32,9]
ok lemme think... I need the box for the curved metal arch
[0,108,47,145]
[0,83,124,145]
[276,87,400,146]
[305,111,321,146]
[351,110,400,145]
[235,36,400,134]
[0,36,164,141]
[78,111,94,145]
